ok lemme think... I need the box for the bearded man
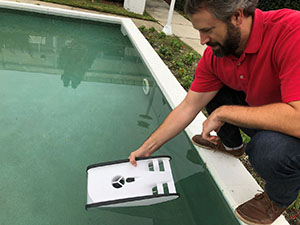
[129,0,300,224]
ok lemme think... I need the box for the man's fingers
[202,129,220,144]
[129,149,153,167]
[129,152,138,167]
[208,135,220,145]
[202,128,210,140]
[202,116,224,144]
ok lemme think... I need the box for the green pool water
[0,8,240,225]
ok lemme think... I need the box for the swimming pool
[0,1,288,225]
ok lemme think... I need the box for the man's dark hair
[185,0,258,21]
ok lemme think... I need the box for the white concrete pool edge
[0,1,288,224]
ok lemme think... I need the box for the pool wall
[0,1,288,224]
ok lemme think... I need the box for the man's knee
[245,131,300,179]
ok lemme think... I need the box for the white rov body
[86,156,179,209]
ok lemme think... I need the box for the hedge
[106,0,300,13]
[106,0,123,3]
[257,0,300,11]
[168,0,300,14]
[173,0,186,12]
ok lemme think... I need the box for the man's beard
[207,22,241,58]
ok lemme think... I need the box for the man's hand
[202,108,224,144]
[129,147,152,167]
[201,101,300,140]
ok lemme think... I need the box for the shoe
[191,134,245,157]
[234,192,286,225]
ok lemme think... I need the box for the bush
[257,0,300,11]
[165,0,186,12]
[158,45,172,57]
[174,0,186,12]
[105,0,124,3]
[167,0,300,15]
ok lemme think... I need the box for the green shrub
[258,0,300,11]
[183,52,196,65]
[171,39,183,51]
[178,67,187,76]
[158,31,167,39]
[139,25,146,31]
[165,0,186,12]
[106,0,124,3]
[174,0,186,12]
[173,59,184,67]
[169,0,300,15]
[182,74,193,88]
[149,27,156,32]
[158,45,172,57]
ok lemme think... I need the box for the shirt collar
[244,9,264,54]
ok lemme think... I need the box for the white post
[162,0,176,35]
[123,0,146,15]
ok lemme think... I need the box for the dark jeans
[206,86,300,207]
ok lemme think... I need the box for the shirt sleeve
[190,47,223,92]
[275,19,300,103]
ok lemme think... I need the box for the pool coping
[0,1,288,224]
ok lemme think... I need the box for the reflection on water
[137,84,155,128]
[0,8,150,89]
[58,40,98,88]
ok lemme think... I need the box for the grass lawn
[39,0,156,21]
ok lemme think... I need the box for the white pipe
[162,0,176,35]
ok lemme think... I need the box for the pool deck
[0,1,289,224]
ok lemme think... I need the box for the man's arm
[129,89,218,166]
[202,101,300,142]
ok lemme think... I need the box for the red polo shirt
[190,9,300,106]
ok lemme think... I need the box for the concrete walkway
[145,0,207,55]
